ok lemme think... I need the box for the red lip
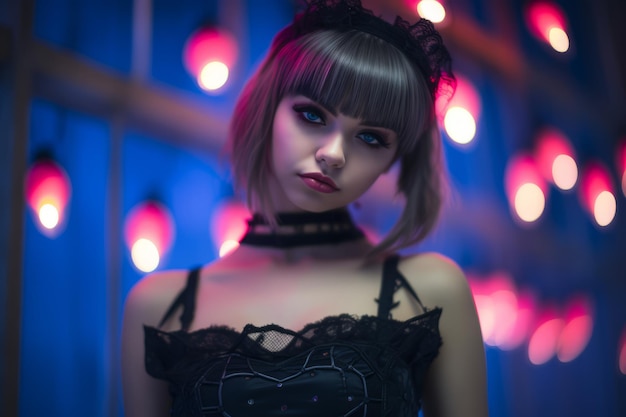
[299,173,339,192]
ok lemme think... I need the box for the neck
[239,208,366,251]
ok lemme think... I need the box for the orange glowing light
[505,154,547,223]
[25,158,72,235]
[534,128,578,190]
[183,26,238,92]
[124,201,175,272]
[416,0,446,23]
[525,1,570,52]
[557,296,593,362]
[528,308,564,365]
[579,162,616,227]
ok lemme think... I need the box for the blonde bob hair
[229,27,447,257]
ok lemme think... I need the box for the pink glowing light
[210,201,250,257]
[534,128,578,190]
[528,307,564,365]
[468,273,532,350]
[25,159,72,235]
[505,154,547,223]
[124,201,175,272]
[557,296,593,362]
[437,75,481,146]
[525,1,570,52]
[183,26,238,91]
[579,162,616,226]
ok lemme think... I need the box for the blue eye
[302,110,322,123]
[358,132,389,148]
[293,104,326,125]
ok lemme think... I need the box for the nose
[315,132,346,169]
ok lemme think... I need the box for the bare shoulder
[398,253,489,417]
[124,269,190,329]
[396,252,470,308]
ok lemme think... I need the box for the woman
[122,1,488,416]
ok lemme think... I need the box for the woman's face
[268,95,398,213]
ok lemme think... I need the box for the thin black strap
[376,255,426,319]
[157,267,201,331]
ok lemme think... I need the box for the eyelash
[292,104,391,149]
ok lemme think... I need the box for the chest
[189,263,383,332]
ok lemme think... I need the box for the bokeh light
[25,158,72,236]
[505,154,547,223]
[219,239,240,258]
[183,26,238,92]
[557,296,593,362]
[416,0,446,23]
[525,1,570,53]
[593,191,616,226]
[548,27,570,52]
[124,201,175,272]
[443,107,476,144]
[469,273,532,350]
[438,75,481,146]
[198,61,229,91]
[514,183,545,222]
[552,154,578,190]
[131,238,160,273]
[38,203,60,229]
[534,128,578,190]
[211,200,251,256]
[579,162,616,227]
[528,308,564,365]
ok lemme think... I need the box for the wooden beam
[29,41,229,153]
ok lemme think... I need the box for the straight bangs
[272,30,432,152]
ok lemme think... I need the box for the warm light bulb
[219,239,240,257]
[416,0,446,23]
[444,107,476,144]
[548,27,569,52]
[593,190,616,226]
[38,203,60,229]
[131,238,160,273]
[198,61,229,91]
[514,183,545,222]
[552,154,578,190]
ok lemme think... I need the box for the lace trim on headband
[282,0,456,99]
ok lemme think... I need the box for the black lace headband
[274,0,455,100]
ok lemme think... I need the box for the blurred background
[1,0,625,416]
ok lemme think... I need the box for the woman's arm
[403,254,489,417]
[121,274,173,417]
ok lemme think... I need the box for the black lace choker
[239,209,364,248]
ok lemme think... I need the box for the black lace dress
[144,256,442,417]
